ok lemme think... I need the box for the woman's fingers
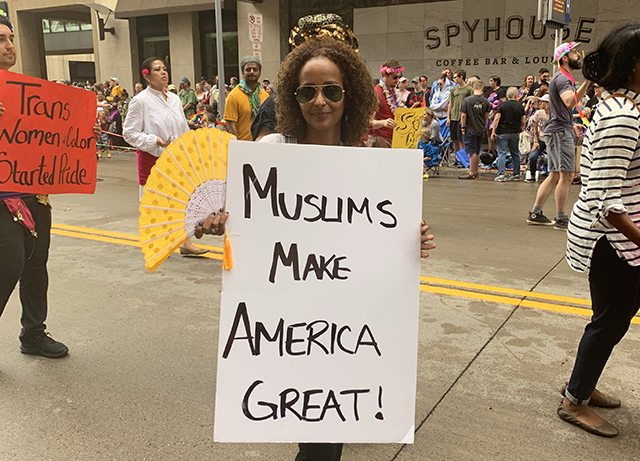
[194,223,204,239]
[420,243,436,258]
[202,213,217,234]
[420,220,434,258]
[217,212,229,235]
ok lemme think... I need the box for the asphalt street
[1,155,639,461]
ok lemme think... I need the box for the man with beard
[224,56,268,141]
[527,42,590,230]
[529,67,550,96]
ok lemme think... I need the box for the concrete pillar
[237,0,281,84]
[14,11,47,78]
[168,12,201,87]
[93,13,134,93]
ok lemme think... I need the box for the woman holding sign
[123,57,208,256]
[196,26,436,461]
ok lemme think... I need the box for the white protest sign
[214,140,423,443]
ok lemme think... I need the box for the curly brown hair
[275,36,377,146]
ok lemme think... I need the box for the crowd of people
[1,4,640,456]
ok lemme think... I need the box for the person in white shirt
[123,57,208,256]
[559,22,640,439]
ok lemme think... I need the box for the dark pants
[566,237,640,404]
[295,443,343,461]
[0,196,51,339]
[529,140,546,174]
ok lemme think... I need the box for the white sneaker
[494,175,505,182]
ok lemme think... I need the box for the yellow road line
[419,285,640,325]
[55,223,631,323]
[420,276,591,307]
[52,223,224,254]
[52,223,139,241]
[51,228,223,261]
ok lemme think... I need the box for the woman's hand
[194,208,229,239]
[156,136,172,148]
[532,141,539,151]
[421,220,435,258]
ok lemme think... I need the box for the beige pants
[367,136,392,149]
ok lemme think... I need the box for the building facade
[5,0,640,94]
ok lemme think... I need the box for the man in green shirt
[179,77,197,119]
[447,69,474,153]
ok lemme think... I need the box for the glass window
[49,20,65,33]
[137,15,171,82]
[203,31,239,83]
[199,9,239,85]
[42,19,50,34]
[65,22,80,32]
[80,23,93,31]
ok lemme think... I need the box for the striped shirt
[567,89,640,273]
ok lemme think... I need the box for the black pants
[0,196,51,339]
[566,237,640,404]
[295,443,343,461]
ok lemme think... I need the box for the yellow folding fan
[139,128,232,273]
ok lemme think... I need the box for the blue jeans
[529,140,546,174]
[496,133,521,177]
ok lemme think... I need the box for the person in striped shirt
[558,21,640,438]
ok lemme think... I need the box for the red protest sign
[0,70,98,194]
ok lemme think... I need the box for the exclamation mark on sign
[375,386,384,420]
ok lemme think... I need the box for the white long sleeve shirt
[567,89,640,273]
[123,87,189,157]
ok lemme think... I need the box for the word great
[222,302,382,358]
[243,164,397,228]
[242,380,383,423]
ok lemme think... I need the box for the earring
[344,114,349,121]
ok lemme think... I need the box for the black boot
[20,332,69,358]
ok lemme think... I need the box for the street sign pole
[538,0,570,73]
[215,0,226,119]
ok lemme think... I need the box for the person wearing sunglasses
[367,59,405,148]
[197,34,436,461]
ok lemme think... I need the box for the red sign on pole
[0,70,98,194]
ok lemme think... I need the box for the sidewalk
[0,158,637,461]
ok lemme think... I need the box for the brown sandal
[458,172,478,180]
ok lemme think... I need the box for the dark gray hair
[241,56,262,72]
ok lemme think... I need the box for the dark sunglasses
[391,74,402,80]
[295,84,344,104]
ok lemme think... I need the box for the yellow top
[107,85,123,102]
[223,86,269,141]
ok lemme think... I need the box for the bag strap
[602,93,640,114]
